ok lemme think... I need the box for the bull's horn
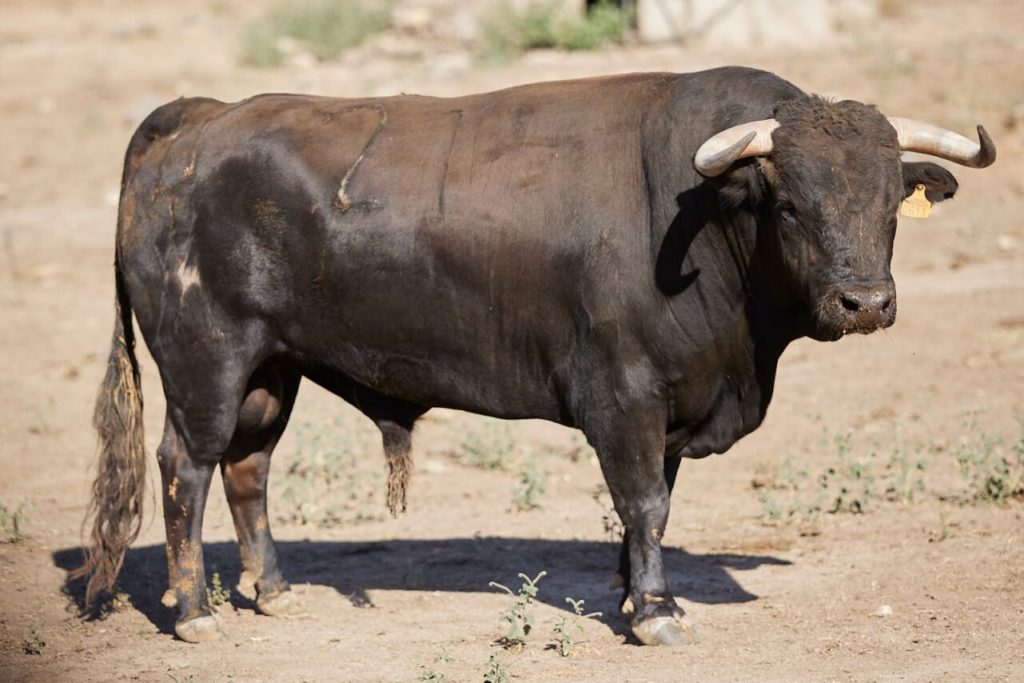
[888,117,996,168]
[694,119,780,177]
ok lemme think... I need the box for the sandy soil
[1,1,1023,681]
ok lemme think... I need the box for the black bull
[76,67,994,645]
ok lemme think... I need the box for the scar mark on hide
[335,153,364,211]
[176,260,201,297]
[182,148,197,178]
[336,104,388,213]
[439,109,463,222]
[168,476,180,502]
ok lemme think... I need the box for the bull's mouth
[812,316,893,341]
[812,282,897,341]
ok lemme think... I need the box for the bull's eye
[778,203,798,223]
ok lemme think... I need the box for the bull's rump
[120,76,672,416]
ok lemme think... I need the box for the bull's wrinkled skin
[85,67,973,645]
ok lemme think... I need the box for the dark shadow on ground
[54,538,791,637]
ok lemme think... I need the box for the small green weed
[755,414,1024,521]
[454,419,517,470]
[549,597,601,657]
[112,584,133,612]
[535,431,594,463]
[817,426,876,514]
[417,646,453,682]
[240,24,286,68]
[872,427,928,503]
[277,416,384,528]
[511,457,547,511]
[591,485,623,542]
[489,570,546,649]
[928,510,958,543]
[29,404,54,435]
[479,0,632,62]
[483,652,511,683]
[23,625,45,655]
[755,420,932,522]
[752,456,810,492]
[564,432,595,463]
[207,572,231,607]
[0,500,29,542]
[954,413,1024,504]
[241,0,390,67]
[752,456,818,523]
[557,1,633,50]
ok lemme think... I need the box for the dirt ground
[1,1,1023,681]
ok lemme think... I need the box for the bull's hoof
[631,609,698,647]
[257,589,305,617]
[174,615,223,643]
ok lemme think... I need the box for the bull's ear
[712,160,767,211]
[901,161,959,204]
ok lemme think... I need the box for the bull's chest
[664,360,773,460]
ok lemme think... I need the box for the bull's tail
[71,255,146,607]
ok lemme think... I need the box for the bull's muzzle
[819,279,897,338]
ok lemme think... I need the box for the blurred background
[1,1,1022,681]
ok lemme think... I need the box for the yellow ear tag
[900,184,932,218]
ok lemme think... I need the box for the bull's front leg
[584,404,695,646]
[613,454,683,614]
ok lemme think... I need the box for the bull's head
[694,98,995,341]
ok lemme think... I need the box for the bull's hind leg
[157,416,222,642]
[220,364,302,617]
[155,342,277,641]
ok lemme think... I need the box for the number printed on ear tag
[900,184,933,218]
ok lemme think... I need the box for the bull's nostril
[881,297,892,312]
[840,294,860,312]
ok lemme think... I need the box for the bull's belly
[285,328,569,422]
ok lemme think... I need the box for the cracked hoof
[257,590,305,617]
[174,615,223,643]
[632,609,697,647]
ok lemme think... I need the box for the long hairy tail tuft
[70,259,146,608]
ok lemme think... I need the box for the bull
[75,67,995,645]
